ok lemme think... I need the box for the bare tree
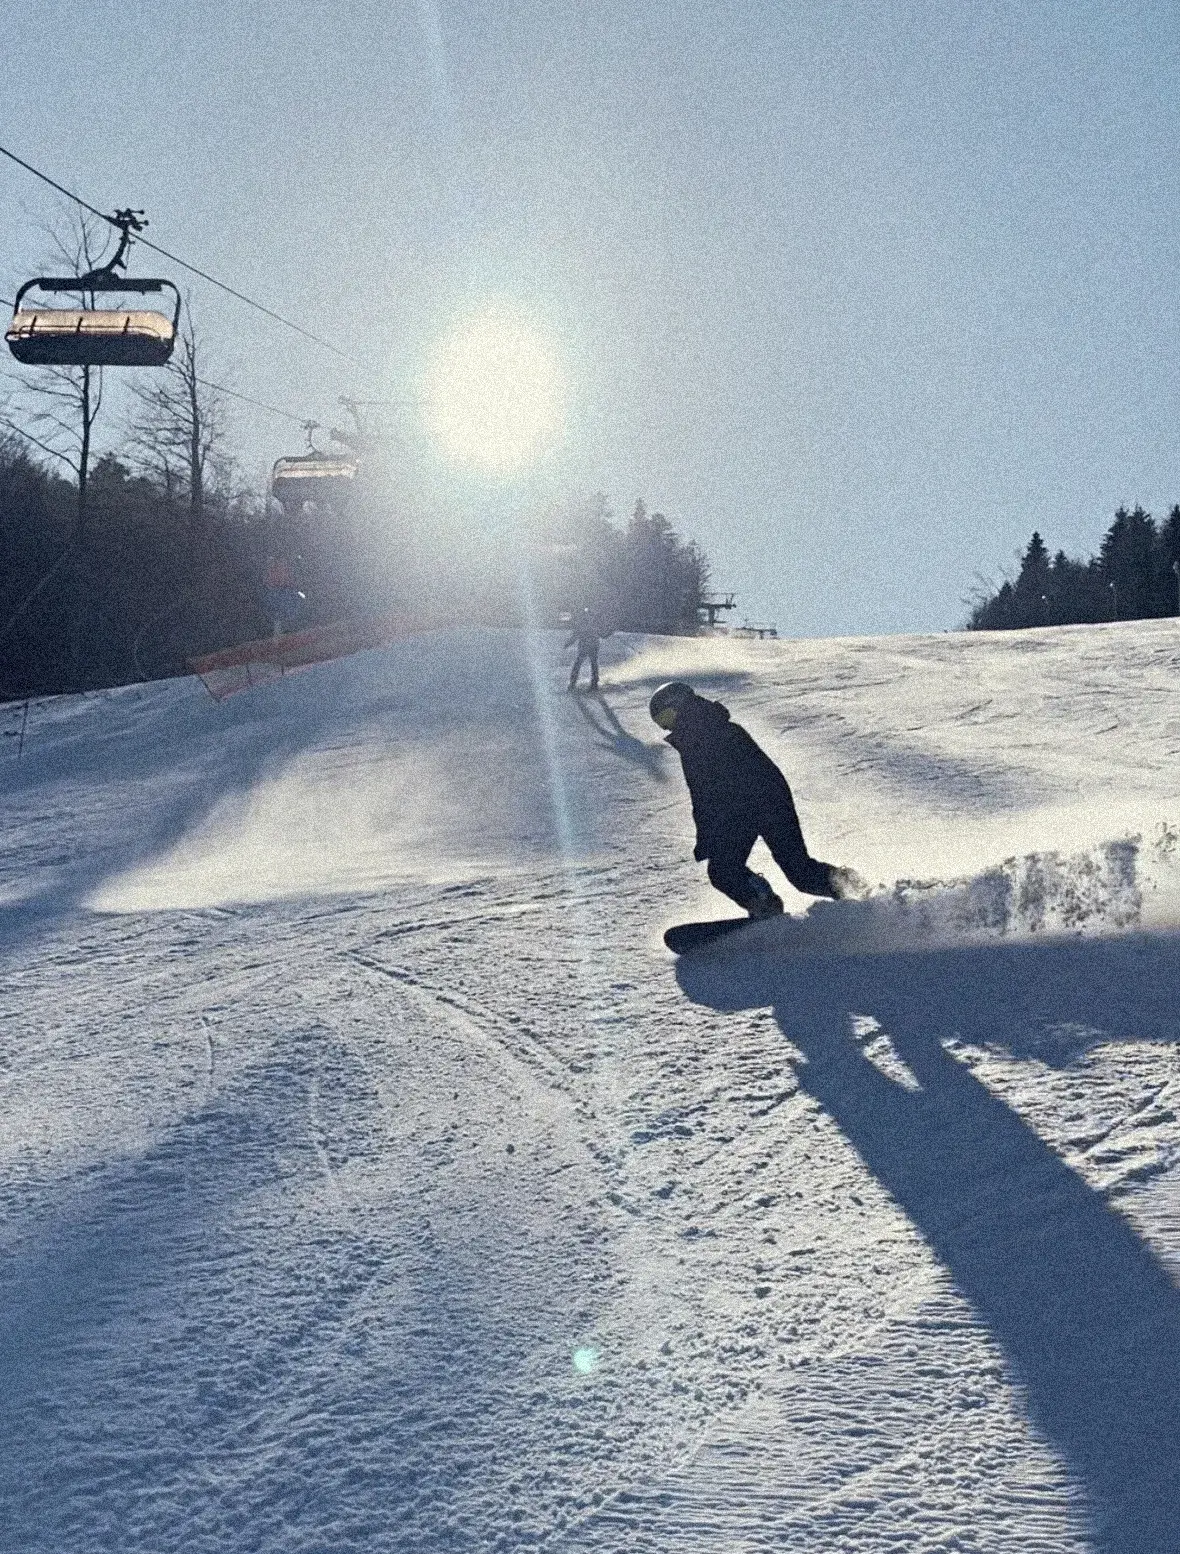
[125,297,227,534]
[8,210,112,541]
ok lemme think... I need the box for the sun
[423,307,566,474]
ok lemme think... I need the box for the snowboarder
[565,608,607,692]
[649,680,862,916]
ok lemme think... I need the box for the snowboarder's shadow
[676,934,1180,1552]
[571,691,669,782]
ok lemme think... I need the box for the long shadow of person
[676,932,1180,1553]
[572,691,669,782]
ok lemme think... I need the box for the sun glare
[423,308,566,474]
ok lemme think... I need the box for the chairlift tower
[697,592,737,630]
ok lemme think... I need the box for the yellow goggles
[653,705,679,730]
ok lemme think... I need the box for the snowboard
[664,917,759,954]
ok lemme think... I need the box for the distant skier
[263,553,305,637]
[565,608,608,692]
[649,680,863,916]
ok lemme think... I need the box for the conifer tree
[1100,506,1156,620]
[1014,531,1051,622]
[1157,506,1180,615]
[970,505,1180,630]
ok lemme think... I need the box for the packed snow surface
[3,621,1180,1553]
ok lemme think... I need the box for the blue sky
[3,1,1179,635]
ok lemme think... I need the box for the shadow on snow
[571,690,670,782]
[676,931,1180,1554]
[0,630,666,962]
[0,1021,606,1552]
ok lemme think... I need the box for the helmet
[649,681,694,729]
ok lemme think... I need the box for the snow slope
[3,621,1180,1553]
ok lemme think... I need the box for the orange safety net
[187,612,431,700]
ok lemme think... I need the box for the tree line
[527,495,710,637]
[968,506,1180,630]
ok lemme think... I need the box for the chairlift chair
[270,448,358,513]
[5,208,181,369]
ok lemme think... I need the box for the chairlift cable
[0,143,111,227]
[0,142,364,366]
[195,377,309,424]
[131,232,361,365]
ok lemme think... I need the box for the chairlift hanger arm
[78,208,147,285]
[12,198,175,318]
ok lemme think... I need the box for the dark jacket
[665,696,792,859]
[565,629,600,652]
[565,610,608,652]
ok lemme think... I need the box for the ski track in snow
[2,623,1180,1551]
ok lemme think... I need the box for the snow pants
[569,643,599,689]
[704,797,837,907]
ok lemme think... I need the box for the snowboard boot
[745,872,785,920]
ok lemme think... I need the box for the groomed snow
[2,622,1180,1552]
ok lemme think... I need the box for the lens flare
[572,1346,600,1375]
[423,307,566,474]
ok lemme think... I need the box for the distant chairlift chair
[270,451,358,514]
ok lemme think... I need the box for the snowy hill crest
[3,623,1180,1553]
